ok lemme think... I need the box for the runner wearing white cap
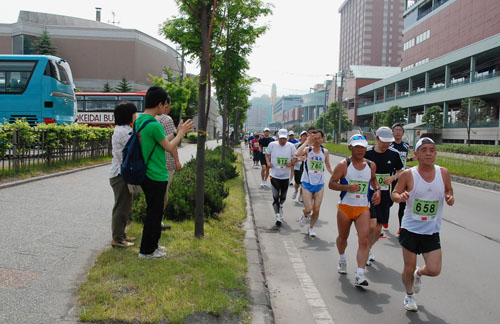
[266,129,297,226]
[392,137,454,312]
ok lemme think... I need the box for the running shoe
[354,273,369,287]
[383,223,389,229]
[263,182,268,188]
[337,260,347,274]
[289,181,294,186]
[366,251,375,266]
[307,227,317,237]
[413,267,422,294]
[298,213,307,227]
[260,183,264,188]
[298,195,303,203]
[291,191,298,200]
[275,213,282,227]
[138,249,167,259]
[404,294,418,312]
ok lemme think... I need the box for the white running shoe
[292,191,298,200]
[354,273,369,287]
[275,213,282,226]
[298,195,303,203]
[307,227,317,237]
[404,294,418,312]
[263,182,268,188]
[260,183,264,188]
[413,267,422,294]
[338,260,347,274]
[138,249,167,259]
[298,213,307,227]
[366,251,375,266]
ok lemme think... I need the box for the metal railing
[1,128,112,177]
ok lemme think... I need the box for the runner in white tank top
[295,130,333,238]
[329,134,381,287]
[392,138,454,312]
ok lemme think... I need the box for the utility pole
[179,48,185,86]
[337,70,345,144]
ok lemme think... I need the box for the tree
[383,105,406,127]
[457,97,486,146]
[313,102,351,140]
[115,77,132,92]
[33,29,57,55]
[370,111,386,130]
[103,82,113,92]
[422,105,443,135]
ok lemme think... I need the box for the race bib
[349,180,369,195]
[253,142,259,148]
[401,156,407,169]
[412,198,439,221]
[375,173,390,191]
[276,157,289,168]
[309,161,323,172]
[263,146,267,153]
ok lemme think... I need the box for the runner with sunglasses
[364,127,404,266]
[392,137,454,312]
[329,134,381,286]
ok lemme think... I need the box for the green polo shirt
[135,114,168,182]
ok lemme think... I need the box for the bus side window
[56,62,71,86]
[44,60,60,81]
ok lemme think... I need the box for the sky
[3,0,341,98]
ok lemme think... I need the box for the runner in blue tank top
[392,137,454,312]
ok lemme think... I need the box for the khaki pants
[163,169,175,210]
[110,175,132,242]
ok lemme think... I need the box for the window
[0,61,36,93]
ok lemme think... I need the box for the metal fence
[1,128,112,177]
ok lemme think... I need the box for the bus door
[42,59,76,124]
[0,59,40,124]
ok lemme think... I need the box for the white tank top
[339,159,371,207]
[301,146,325,185]
[402,165,445,235]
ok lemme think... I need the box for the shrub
[187,132,197,143]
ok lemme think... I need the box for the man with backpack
[134,86,194,259]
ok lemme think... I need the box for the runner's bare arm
[295,138,311,157]
[392,169,411,203]
[370,161,381,205]
[441,167,455,206]
[265,153,272,169]
[324,149,334,175]
[328,160,355,192]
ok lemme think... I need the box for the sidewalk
[0,141,217,324]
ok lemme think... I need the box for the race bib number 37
[276,158,289,168]
[412,198,439,217]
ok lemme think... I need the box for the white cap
[263,127,270,132]
[415,137,435,151]
[278,129,288,139]
[376,126,395,142]
[300,130,307,136]
[348,134,368,147]
[288,131,294,136]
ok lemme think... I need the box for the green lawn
[78,156,249,324]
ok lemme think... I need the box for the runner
[391,137,454,312]
[296,130,333,237]
[251,133,260,169]
[390,123,414,234]
[364,126,404,265]
[288,131,299,186]
[291,130,308,201]
[248,133,254,159]
[265,129,297,226]
[259,128,274,188]
[329,134,381,286]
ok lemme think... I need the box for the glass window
[0,61,36,93]
[44,60,59,81]
[56,62,71,86]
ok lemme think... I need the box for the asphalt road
[244,148,500,324]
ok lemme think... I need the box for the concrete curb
[0,162,111,190]
[329,151,500,192]
[240,148,275,324]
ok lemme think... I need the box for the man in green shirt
[137,86,194,259]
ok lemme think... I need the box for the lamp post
[337,70,345,144]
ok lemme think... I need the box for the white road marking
[282,237,335,324]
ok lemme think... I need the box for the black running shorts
[369,200,392,224]
[399,228,441,254]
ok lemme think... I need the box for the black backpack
[120,119,158,185]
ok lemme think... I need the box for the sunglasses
[351,135,366,140]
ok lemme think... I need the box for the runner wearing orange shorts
[329,134,381,287]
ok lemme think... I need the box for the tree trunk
[233,109,240,147]
[194,4,210,238]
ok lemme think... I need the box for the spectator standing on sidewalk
[109,103,138,248]
[155,95,182,231]
[136,86,194,259]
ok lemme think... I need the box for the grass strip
[78,155,248,324]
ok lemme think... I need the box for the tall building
[338,0,406,71]
[270,83,277,122]
[246,95,272,133]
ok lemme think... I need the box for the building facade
[338,0,406,71]
[246,95,272,133]
[272,95,303,129]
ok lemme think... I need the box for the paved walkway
[0,141,218,324]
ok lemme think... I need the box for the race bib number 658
[412,198,439,217]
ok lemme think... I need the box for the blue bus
[0,55,77,125]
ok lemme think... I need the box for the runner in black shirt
[259,128,274,188]
[364,126,404,265]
